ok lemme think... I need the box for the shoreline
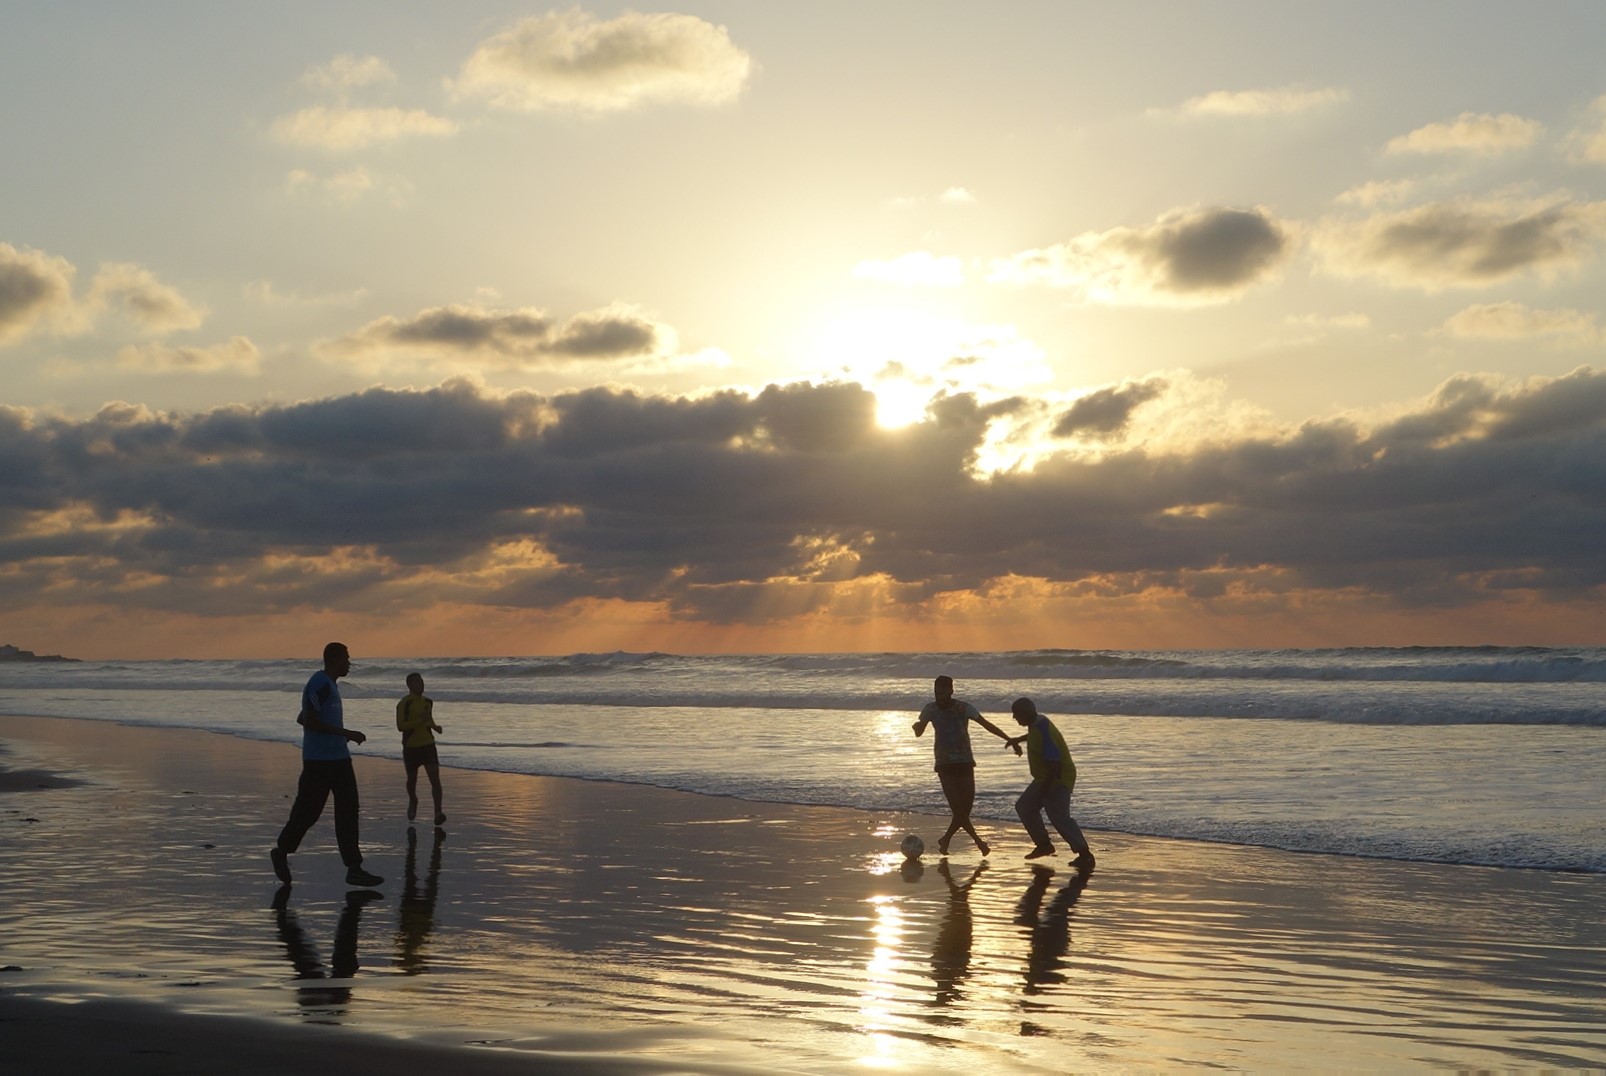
[3,713,1604,1071]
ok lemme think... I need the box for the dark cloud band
[1,370,1602,623]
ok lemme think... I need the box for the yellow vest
[1026,717,1076,792]
[396,694,435,748]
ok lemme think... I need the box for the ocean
[2,647,1602,873]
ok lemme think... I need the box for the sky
[3,1,1606,658]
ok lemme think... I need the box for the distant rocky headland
[0,644,78,663]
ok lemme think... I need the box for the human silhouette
[271,642,383,888]
[396,672,446,826]
[912,675,1014,855]
[1004,697,1094,865]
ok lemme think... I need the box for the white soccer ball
[900,833,925,859]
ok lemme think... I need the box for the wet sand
[1,714,1602,1072]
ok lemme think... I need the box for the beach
[2,713,1603,1072]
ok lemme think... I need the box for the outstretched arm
[973,714,1014,743]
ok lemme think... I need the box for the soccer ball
[900,833,925,859]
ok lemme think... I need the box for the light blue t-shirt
[301,670,350,761]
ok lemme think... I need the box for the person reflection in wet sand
[1016,864,1092,999]
[931,858,987,1009]
[395,825,444,975]
[271,885,382,1017]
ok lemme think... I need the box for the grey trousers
[1015,779,1091,855]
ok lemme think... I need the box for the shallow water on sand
[2,716,1603,1072]
[4,646,1605,875]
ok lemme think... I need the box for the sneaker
[270,846,292,884]
[345,866,383,888]
[1023,845,1056,860]
[433,811,447,827]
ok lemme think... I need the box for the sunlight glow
[811,308,1055,429]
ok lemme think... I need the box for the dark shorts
[403,743,439,771]
[934,760,976,775]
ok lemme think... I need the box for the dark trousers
[278,758,363,867]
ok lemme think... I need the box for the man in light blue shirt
[270,642,383,888]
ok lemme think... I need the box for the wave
[2,647,1602,727]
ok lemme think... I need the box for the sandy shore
[2,714,1603,1072]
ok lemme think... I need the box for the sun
[868,376,936,428]
[808,309,965,428]
[807,307,1057,428]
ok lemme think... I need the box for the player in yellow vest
[1004,697,1094,867]
[396,672,446,826]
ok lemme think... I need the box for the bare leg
[404,764,419,821]
[937,765,989,855]
[424,760,445,825]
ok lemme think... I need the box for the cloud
[1167,85,1349,117]
[324,303,673,367]
[451,10,752,113]
[939,187,976,205]
[1313,196,1606,289]
[851,252,966,288]
[988,206,1295,304]
[2,246,204,344]
[284,166,411,206]
[1,369,1603,626]
[301,54,397,92]
[1437,302,1599,343]
[1052,378,1168,439]
[270,106,457,151]
[116,336,261,374]
[1386,112,1543,155]
[546,307,667,358]
[86,263,204,333]
[1335,179,1419,208]
[0,243,77,345]
[1565,95,1606,165]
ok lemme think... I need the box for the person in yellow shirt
[396,673,446,826]
[1004,697,1094,868]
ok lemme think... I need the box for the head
[1011,697,1038,727]
[323,642,351,679]
[933,675,954,704]
[406,672,425,695]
